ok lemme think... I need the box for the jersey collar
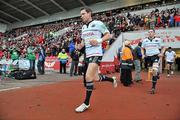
[86,20,93,28]
[148,37,155,41]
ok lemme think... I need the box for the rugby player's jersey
[81,20,109,58]
[142,37,163,56]
[165,51,176,62]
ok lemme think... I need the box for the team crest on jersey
[89,57,92,61]
[91,24,95,27]
[155,40,158,42]
[82,25,87,30]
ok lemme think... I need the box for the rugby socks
[152,76,157,89]
[84,81,94,105]
[167,69,170,74]
[99,74,113,83]
[170,64,172,71]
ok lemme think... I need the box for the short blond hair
[124,40,131,45]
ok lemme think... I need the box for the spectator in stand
[174,10,180,27]
[2,3,179,58]
[169,12,174,27]
[0,47,4,59]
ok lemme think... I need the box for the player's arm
[164,51,167,61]
[173,51,176,62]
[75,40,84,50]
[158,46,166,57]
[89,32,111,46]
[90,21,111,46]
[141,40,145,59]
[102,32,111,42]
[158,38,166,57]
[141,48,145,59]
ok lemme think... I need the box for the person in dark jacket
[133,42,142,82]
[37,45,46,74]
[70,49,80,76]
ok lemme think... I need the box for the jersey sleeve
[165,51,167,56]
[141,39,145,48]
[173,51,176,56]
[98,21,110,35]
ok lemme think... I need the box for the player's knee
[152,68,158,76]
[86,75,93,81]
[93,77,99,81]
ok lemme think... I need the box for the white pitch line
[0,87,21,92]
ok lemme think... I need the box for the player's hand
[158,53,163,57]
[89,39,99,46]
[142,54,145,59]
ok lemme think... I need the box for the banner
[45,57,59,71]
[44,57,70,71]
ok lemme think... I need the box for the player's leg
[150,59,159,94]
[166,62,170,77]
[170,62,174,75]
[93,69,117,88]
[75,62,98,112]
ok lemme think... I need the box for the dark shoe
[157,73,160,79]
[135,79,142,82]
[149,88,155,94]
[157,75,160,79]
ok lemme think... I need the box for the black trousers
[70,60,79,75]
[29,60,35,72]
[60,62,66,73]
[37,60,45,74]
[120,68,133,86]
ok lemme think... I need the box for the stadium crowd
[0,2,179,76]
